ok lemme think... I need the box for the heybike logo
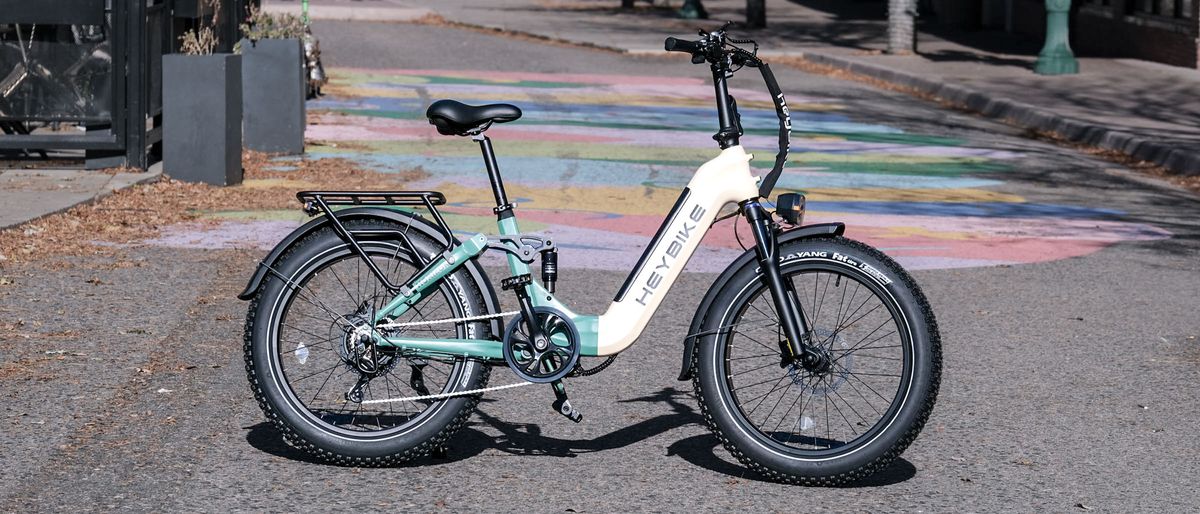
[635,204,707,306]
[778,92,792,131]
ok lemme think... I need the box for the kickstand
[410,359,433,404]
[550,380,582,423]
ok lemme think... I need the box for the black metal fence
[0,0,254,169]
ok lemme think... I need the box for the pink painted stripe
[822,211,1172,242]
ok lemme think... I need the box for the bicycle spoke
[266,242,475,435]
[723,263,912,455]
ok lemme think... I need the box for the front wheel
[694,236,941,485]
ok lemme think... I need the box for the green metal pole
[302,0,310,25]
[1034,0,1078,75]
[678,0,708,20]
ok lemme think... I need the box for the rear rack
[297,190,452,241]
[296,190,446,207]
[296,191,457,277]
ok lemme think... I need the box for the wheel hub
[338,311,395,377]
[785,327,851,396]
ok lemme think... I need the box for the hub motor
[336,310,396,377]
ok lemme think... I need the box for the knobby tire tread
[692,236,942,486]
[243,223,492,467]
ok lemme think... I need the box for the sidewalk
[282,0,1200,176]
[0,164,161,230]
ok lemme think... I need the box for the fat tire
[693,236,941,485]
[244,219,493,466]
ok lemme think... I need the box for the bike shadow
[245,386,915,486]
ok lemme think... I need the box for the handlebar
[663,36,700,54]
[663,25,791,199]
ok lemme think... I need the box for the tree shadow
[918,49,1032,68]
[245,386,920,486]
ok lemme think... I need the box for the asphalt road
[2,21,1199,512]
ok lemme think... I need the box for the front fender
[677,222,844,381]
[236,207,504,336]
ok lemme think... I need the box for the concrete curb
[401,7,1200,176]
[797,51,1200,176]
[0,163,162,231]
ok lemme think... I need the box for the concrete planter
[163,53,243,186]
[240,38,305,155]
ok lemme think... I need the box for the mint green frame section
[370,215,602,361]
[374,232,490,321]
[375,337,505,360]
[498,216,601,356]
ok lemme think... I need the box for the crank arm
[551,380,582,423]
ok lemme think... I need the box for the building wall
[1007,0,1199,69]
[1075,0,1200,68]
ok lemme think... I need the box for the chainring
[503,307,580,384]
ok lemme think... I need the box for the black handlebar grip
[664,37,701,54]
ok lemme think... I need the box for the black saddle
[426,99,522,136]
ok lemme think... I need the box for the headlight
[774,193,805,226]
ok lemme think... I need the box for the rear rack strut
[296,191,456,292]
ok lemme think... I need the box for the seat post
[473,135,514,218]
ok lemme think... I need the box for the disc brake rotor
[785,327,851,396]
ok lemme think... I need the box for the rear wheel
[694,236,940,485]
[244,219,492,465]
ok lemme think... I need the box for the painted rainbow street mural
[147,67,1171,272]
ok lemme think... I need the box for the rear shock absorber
[541,246,558,293]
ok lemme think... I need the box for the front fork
[742,201,829,372]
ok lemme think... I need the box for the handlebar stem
[711,61,741,148]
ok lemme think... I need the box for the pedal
[550,380,583,423]
[501,274,532,291]
[552,398,583,423]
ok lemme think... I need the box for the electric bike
[240,26,941,485]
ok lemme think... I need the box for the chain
[356,309,529,404]
[360,380,534,404]
[374,310,520,329]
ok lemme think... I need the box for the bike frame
[373,144,761,361]
[261,27,822,368]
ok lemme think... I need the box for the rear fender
[237,207,504,337]
[677,222,845,380]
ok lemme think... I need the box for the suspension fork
[741,201,827,370]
